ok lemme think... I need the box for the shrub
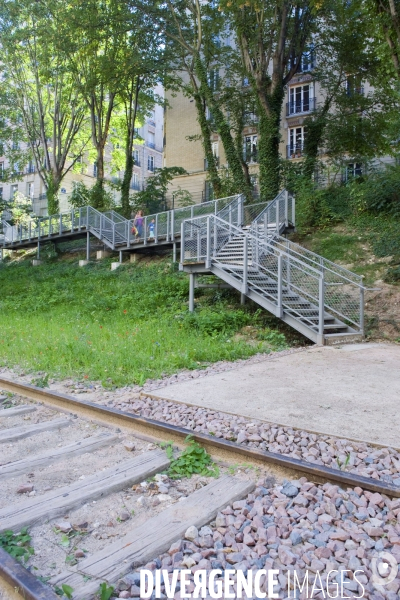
[363,165,400,216]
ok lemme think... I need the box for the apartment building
[164,50,387,205]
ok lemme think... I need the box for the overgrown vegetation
[163,436,219,479]
[287,165,400,285]
[0,254,294,386]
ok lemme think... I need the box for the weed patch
[0,528,34,562]
[163,436,219,479]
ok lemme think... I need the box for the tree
[370,0,400,76]
[0,0,89,213]
[220,0,314,200]
[302,0,398,180]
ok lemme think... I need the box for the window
[295,47,315,73]
[0,187,3,199]
[346,163,362,180]
[12,140,19,150]
[287,84,313,115]
[147,132,155,149]
[208,69,220,92]
[205,181,214,202]
[11,184,18,197]
[0,163,3,179]
[133,149,140,166]
[27,182,34,198]
[243,135,258,163]
[93,162,98,177]
[131,172,140,190]
[27,160,35,174]
[250,175,259,199]
[147,110,156,126]
[148,155,155,171]
[346,75,363,96]
[287,127,307,158]
[212,141,219,157]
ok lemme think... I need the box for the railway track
[0,377,399,600]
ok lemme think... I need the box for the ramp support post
[189,273,196,312]
[86,231,90,261]
[318,274,325,345]
[173,242,177,263]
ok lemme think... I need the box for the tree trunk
[256,87,284,201]
[303,117,327,180]
[91,148,106,210]
[46,175,61,215]
[121,149,133,217]
[120,80,140,218]
[303,97,332,180]
[194,55,252,200]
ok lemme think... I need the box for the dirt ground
[364,282,400,342]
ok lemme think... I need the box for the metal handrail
[271,236,363,287]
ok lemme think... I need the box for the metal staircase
[180,192,364,345]
[0,189,364,345]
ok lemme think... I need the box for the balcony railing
[130,181,141,191]
[346,86,364,97]
[204,156,220,171]
[147,141,156,149]
[286,97,316,116]
[147,119,156,127]
[287,143,305,159]
[26,165,36,174]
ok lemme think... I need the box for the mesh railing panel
[243,202,269,226]
[250,189,291,239]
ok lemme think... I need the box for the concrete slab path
[154,343,400,448]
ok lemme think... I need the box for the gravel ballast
[116,477,400,599]
[113,395,400,487]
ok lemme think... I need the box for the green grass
[0,254,290,386]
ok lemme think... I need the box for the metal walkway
[1,191,364,345]
[0,197,239,253]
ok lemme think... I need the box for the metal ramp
[180,192,364,345]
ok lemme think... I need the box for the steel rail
[0,375,399,599]
[0,377,398,497]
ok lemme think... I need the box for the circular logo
[371,552,398,587]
